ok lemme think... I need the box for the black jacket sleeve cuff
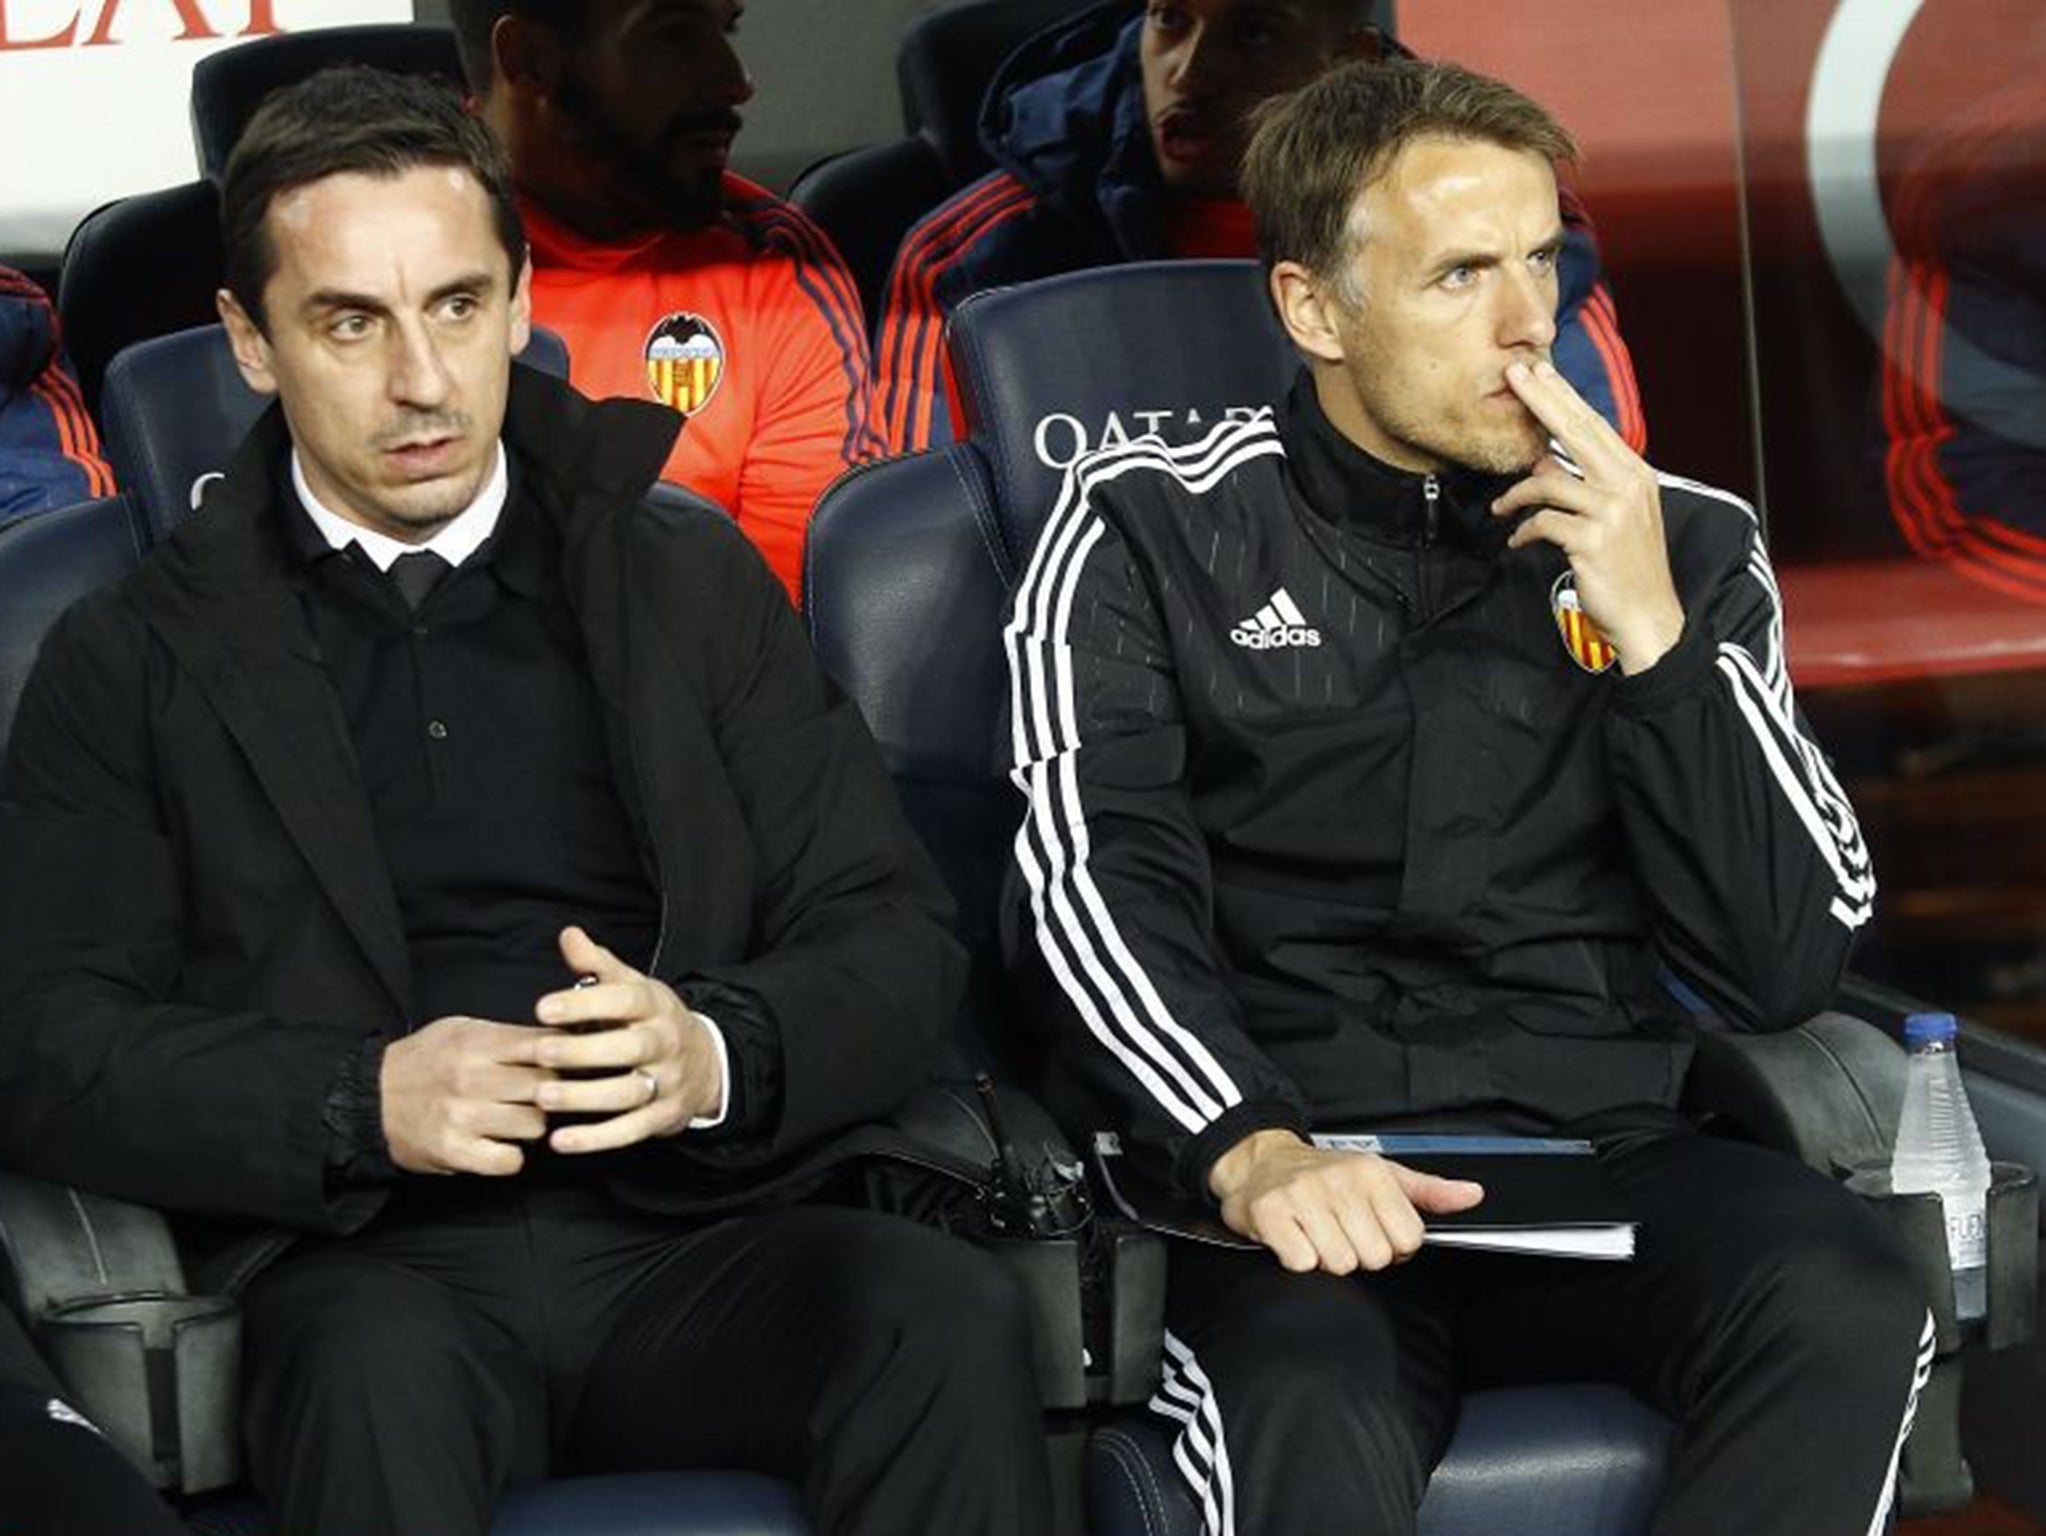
[675,978,784,1144]
[321,1034,398,1188]
[1178,1098,1312,1209]
[1607,618,1714,717]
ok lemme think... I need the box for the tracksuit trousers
[1153,1120,1933,1536]
[238,1178,1050,1536]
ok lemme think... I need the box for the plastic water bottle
[1890,1012,1993,1322]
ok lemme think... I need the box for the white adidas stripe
[1722,632,1868,862]
[1006,418,1284,1135]
[1658,469,1760,526]
[1150,1331,1238,1536]
[1864,1311,1937,1536]
[1704,538,1876,930]
[1745,550,1789,694]
[1271,588,1308,627]
[1716,646,1875,929]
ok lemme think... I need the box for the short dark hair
[1242,57,1576,294]
[446,0,580,97]
[221,64,527,331]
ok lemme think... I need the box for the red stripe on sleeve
[876,174,1037,453]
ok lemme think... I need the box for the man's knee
[1176,1274,1436,1480]
[828,1221,1040,1403]
[240,1258,504,1418]
[1158,1277,1438,1531]
[1732,1187,1929,1381]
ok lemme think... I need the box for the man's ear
[1270,261,1348,365]
[216,289,280,397]
[493,11,562,100]
[508,255,534,356]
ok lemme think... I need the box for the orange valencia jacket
[524,174,879,604]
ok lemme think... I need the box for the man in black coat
[0,66,1047,1536]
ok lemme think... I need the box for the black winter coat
[0,366,963,1290]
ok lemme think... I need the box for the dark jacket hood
[977,1,1168,259]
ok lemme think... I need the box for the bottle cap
[1903,1011,1959,1046]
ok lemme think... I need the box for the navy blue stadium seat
[57,181,222,416]
[945,259,1295,567]
[0,496,149,734]
[98,322,569,544]
[804,258,1678,1535]
[789,0,1105,331]
[188,23,463,185]
[806,443,1016,1073]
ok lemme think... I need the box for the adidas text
[1230,625,1321,650]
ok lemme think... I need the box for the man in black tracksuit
[0,70,1047,1536]
[1006,59,1929,1535]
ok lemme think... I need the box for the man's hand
[380,1017,555,1176]
[530,926,724,1154]
[1491,359,1686,674]
[1208,1129,1485,1275]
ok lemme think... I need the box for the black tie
[387,550,451,612]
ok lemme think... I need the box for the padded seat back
[57,183,223,416]
[788,0,1106,329]
[945,259,1294,565]
[190,24,463,184]
[806,448,1023,1075]
[787,140,952,335]
[898,0,1115,182]
[0,497,148,758]
[99,324,570,545]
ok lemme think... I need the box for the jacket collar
[1279,370,1519,555]
[130,364,681,1018]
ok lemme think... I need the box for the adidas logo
[1230,588,1322,650]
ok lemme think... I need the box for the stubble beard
[1344,355,1546,478]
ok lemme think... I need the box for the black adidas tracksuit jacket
[1004,376,1875,1206]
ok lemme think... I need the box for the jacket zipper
[1416,473,1442,621]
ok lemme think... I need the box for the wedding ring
[635,1068,659,1106]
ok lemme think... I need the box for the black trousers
[0,1300,188,1536]
[238,1180,1050,1536]
[1154,1123,1933,1536]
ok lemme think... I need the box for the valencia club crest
[1551,572,1617,674]
[643,312,726,418]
